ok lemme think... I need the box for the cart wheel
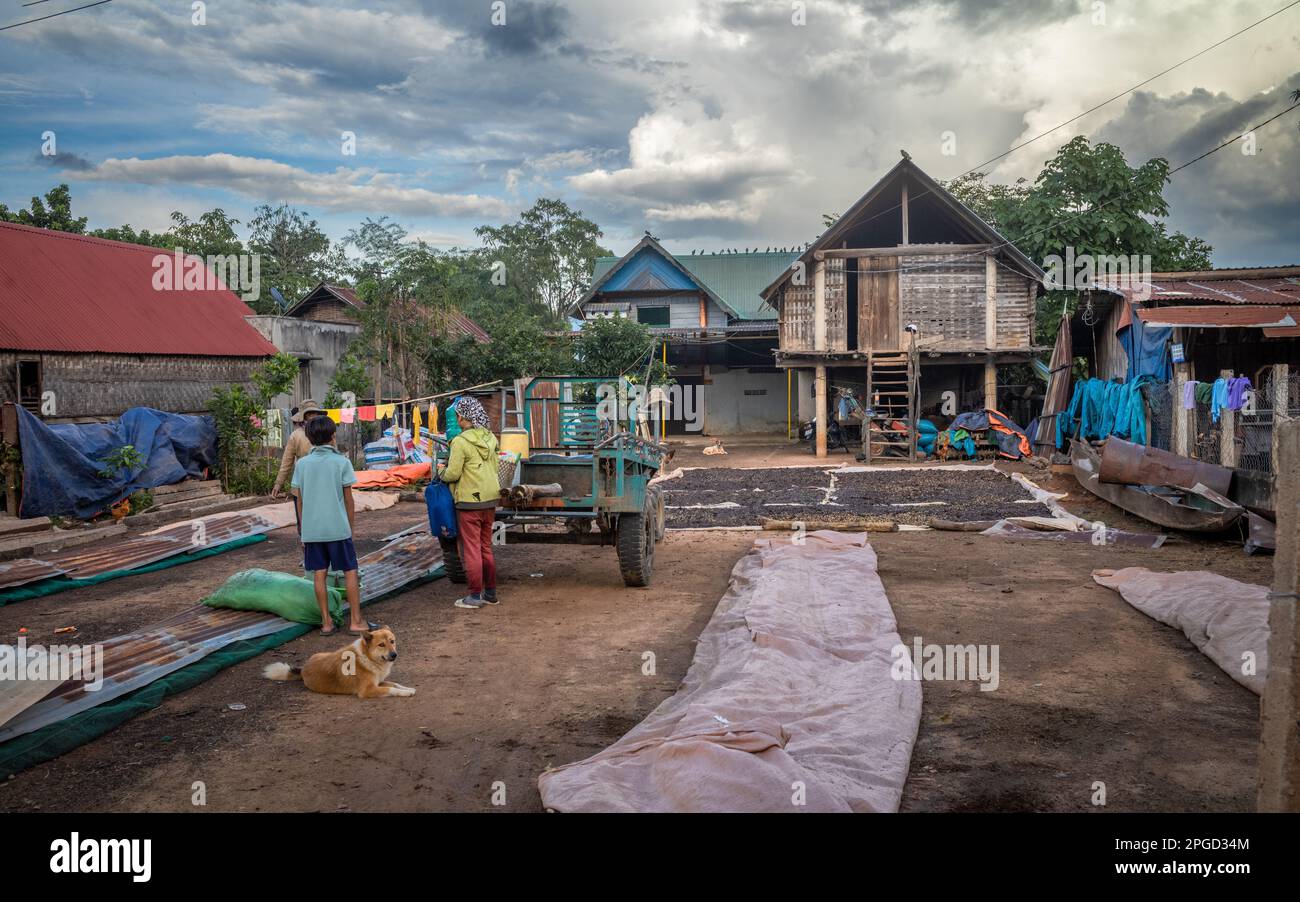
[617,506,655,588]
[648,485,666,542]
[438,536,467,584]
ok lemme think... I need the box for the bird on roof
[900,149,912,160]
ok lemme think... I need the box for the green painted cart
[440,376,669,587]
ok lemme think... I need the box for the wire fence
[1236,368,1300,476]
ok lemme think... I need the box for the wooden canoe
[1070,440,1243,533]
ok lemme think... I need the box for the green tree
[164,208,245,260]
[475,198,610,323]
[248,204,337,313]
[944,137,1213,344]
[323,345,372,406]
[0,184,87,232]
[572,317,671,384]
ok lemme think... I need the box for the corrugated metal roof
[0,221,281,357]
[0,531,442,742]
[1136,305,1300,328]
[591,249,798,322]
[1101,274,1300,306]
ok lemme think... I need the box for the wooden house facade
[761,157,1045,456]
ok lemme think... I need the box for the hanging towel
[376,403,396,419]
[340,407,356,425]
[1210,378,1229,423]
[1182,380,1199,410]
[357,405,376,422]
[326,408,342,423]
[412,405,422,444]
[1227,376,1253,410]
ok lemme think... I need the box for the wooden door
[858,256,900,351]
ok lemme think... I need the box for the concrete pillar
[815,365,828,457]
[1219,368,1237,468]
[1258,417,1300,811]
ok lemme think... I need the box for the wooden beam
[814,260,827,458]
[985,254,998,351]
[984,356,997,411]
[815,365,828,458]
[813,244,991,261]
[901,182,909,246]
[1258,416,1300,811]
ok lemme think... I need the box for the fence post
[1219,368,1237,468]
[1172,329,1191,457]
[1272,364,1290,481]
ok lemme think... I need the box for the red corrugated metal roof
[1135,305,1300,328]
[0,221,279,357]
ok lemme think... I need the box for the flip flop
[347,621,379,635]
[319,627,338,636]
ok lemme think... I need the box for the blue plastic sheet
[16,406,217,519]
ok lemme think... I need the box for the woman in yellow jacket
[439,396,500,609]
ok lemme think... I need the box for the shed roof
[1099,268,1300,306]
[0,221,278,357]
[287,280,491,343]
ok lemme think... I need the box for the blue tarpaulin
[16,406,217,519]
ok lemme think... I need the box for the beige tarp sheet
[145,492,401,534]
[538,531,922,812]
[1093,567,1269,695]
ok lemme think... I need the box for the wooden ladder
[865,350,919,462]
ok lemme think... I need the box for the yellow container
[500,427,530,460]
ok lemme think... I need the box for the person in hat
[271,399,326,499]
[439,395,501,609]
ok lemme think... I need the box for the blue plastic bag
[425,479,457,539]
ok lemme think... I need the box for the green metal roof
[591,250,798,321]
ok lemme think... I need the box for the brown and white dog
[263,627,415,699]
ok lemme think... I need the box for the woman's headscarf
[455,395,491,431]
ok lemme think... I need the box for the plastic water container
[500,427,530,460]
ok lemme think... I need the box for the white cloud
[79,153,512,218]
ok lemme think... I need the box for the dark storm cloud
[36,150,92,170]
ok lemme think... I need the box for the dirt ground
[0,437,1274,812]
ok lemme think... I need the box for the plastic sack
[202,568,344,626]
[424,479,458,539]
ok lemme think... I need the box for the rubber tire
[617,507,655,588]
[438,536,467,584]
[648,485,666,542]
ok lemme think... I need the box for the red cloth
[351,461,431,488]
[455,508,497,595]
[357,405,376,421]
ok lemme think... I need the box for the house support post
[814,259,827,457]
[1258,417,1300,811]
[984,255,998,411]
[1271,364,1289,479]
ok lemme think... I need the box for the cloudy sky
[0,0,1296,264]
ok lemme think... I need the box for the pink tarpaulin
[538,531,922,812]
[1093,567,1269,695]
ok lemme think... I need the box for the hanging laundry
[1227,376,1253,410]
[326,408,342,424]
[412,405,422,444]
[1181,380,1199,410]
[376,403,396,420]
[1210,378,1229,423]
[357,405,377,422]
[340,407,356,425]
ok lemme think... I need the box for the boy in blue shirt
[291,415,364,635]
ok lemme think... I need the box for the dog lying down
[264,627,416,699]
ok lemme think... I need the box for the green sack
[202,568,344,626]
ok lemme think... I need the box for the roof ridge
[0,219,190,256]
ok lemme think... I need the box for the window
[636,306,671,327]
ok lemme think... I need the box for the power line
[798,0,1300,267]
[2,0,112,31]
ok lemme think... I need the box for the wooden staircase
[864,350,919,462]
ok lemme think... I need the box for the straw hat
[292,399,326,423]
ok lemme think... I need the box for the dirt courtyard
[0,442,1274,812]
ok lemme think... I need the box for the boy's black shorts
[302,538,358,572]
